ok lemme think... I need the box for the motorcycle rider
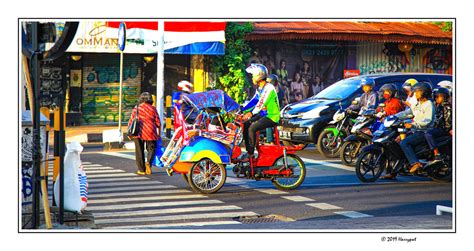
[424,87,452,165]
[396,82,436,174]
[347,78,378,113]
[402,78,419,108]
[376,83,405,117]
[242,64,281,161]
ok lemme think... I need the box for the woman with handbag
[128,92,161,175]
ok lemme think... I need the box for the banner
[67,21,226,55]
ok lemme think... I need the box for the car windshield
[313,78,362,100]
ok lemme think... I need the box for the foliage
[433,21,453,32]
[211,22,254,103]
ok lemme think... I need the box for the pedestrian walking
[128,92,161,175]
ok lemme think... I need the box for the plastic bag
[53,141,88,213]
[152,138,165,168]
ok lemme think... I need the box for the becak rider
[242,64,281,161]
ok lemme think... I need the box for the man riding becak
[241,64,281,161]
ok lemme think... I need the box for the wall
[356,42,452,75]
[81,54,142,124]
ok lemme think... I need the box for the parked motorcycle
[355,115,452,183]
[340,108,382,166]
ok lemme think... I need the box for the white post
[118,51,124,142]
[156,20,165,135]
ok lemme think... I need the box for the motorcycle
[339,108,382,166]
[355,115,452,183]
[317,101,358,158]
[161,90,306,194]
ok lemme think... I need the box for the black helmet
[360,78,375,87]
[433,87,450,100]
[267,74,279,85]
[379,83,397,99]
[139,92,153,104]
[412,82,432,99]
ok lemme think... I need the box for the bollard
[166,95,172,139]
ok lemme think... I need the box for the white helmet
[177,80,194,94]
[437,80,453,91]
[246,64,268,85]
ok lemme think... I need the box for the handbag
[127,104,140,136]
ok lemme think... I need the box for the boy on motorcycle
[242,64,281,160]
[396,82,436,174]
[376,83,405,117]
[347,78,378,113]
[424,87,452,165]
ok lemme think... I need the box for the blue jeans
[400,131,426,165]
[424,128,447,150]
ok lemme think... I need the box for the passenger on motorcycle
[402,78,419,108]
[242,64,281,160]
[376,83,405,117]
[424,87,452,165]
[397,82,436,174]
[347,78,378,113]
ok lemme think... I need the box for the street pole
[118,50,124,141]
[31,21,41,229]
[156,20,165,136]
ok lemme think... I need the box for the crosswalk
[46,161,258,229]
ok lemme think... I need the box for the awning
[246,22,452,45]
[66,21,226,55]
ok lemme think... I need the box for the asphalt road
[59,145,453,231]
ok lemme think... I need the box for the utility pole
[31,22,41,229]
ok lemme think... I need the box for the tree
[433,21,453,32]
[211,22,254,104]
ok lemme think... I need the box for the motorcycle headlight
[301,105,329,119]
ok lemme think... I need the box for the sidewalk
[48,125,126,146]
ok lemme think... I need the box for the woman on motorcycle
[242,64,281,160]
[397,82,436,174]
[402,78,419,108]
[424,87,452,165]
[376,83,405,117]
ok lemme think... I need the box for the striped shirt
[128,103,161,141]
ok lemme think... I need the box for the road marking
[281,196,315,202]
[88,189,191,199]
[301,157,355,172]
[93,205,243,218]
[95,211,258,225]
[306,203,343,210]
[82,164,104,167]
[334,211,373,218]
[100,152,136,160]
[87,199,224,211]
[255,189,288,195]
[87,177,150,183]
[102,220,241,229]
[89,180,163,188]
[88,194,206,204]
[89,185,175,194]
[87,173,140,179]
[83,167,114,170]
[83,169,126,174]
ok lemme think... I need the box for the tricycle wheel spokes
[187,158,226,194]
[272,155,306,190]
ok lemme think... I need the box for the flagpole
[156,20,165,136]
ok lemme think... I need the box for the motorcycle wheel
[340,141,362,167]
[187,158,227,194]
[317,127,343,158]
[271,154,306,190]
[431,155,452,183]
[282,140,308,150]
[355,149,386,182]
